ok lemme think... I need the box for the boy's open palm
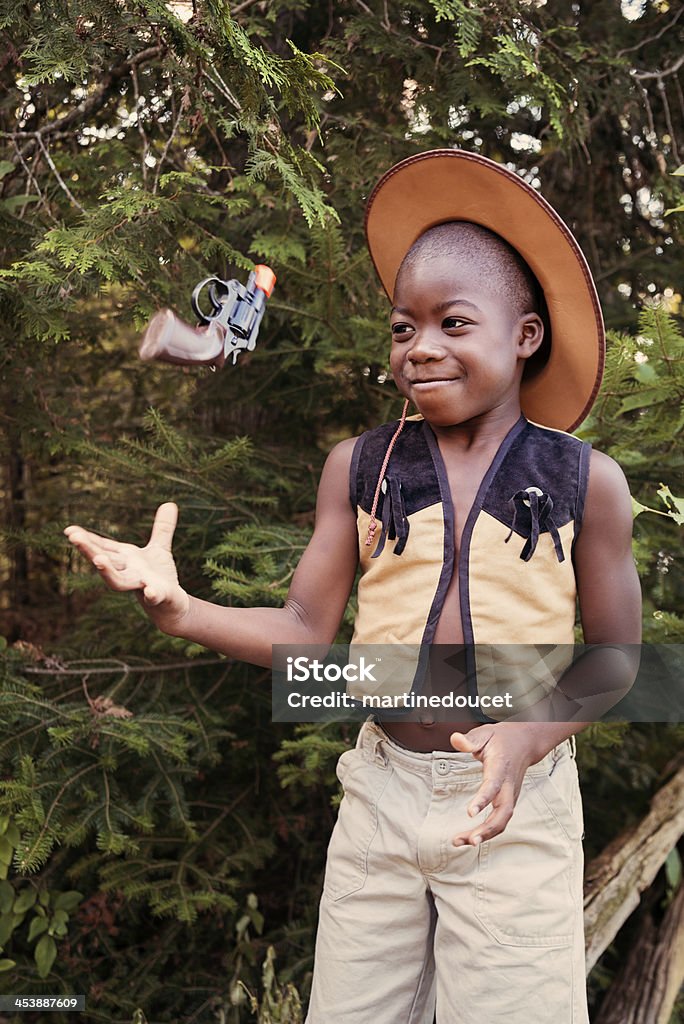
[64,502,190,630]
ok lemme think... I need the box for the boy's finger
[67,534,110,563]
[148,502,178,551]
[142,583,165,605]
[466,770,506,817]
[92,553,143,591]
[64,527,122,556]
[450,727,494,757]
[453,792,516,846]
[449,731,476,753]
[91,553,119,582]
[452,802,515,846]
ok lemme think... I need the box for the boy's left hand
[449,723,542,847]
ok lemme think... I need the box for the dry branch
[592,867,684,1024]
[583,757,684,971]
[11,47,162,163]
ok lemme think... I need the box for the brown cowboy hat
[365,149,605,432]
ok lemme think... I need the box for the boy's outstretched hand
[63,502,190,633]
[449,723,543,848]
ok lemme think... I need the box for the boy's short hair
[397,221,551,378]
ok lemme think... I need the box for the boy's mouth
[410,376,462,389]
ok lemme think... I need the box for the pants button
[436,761,449,775]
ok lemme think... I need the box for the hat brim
[365,150,605,432]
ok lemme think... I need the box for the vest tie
[504,487,565,563]
[371,474,410,558]
[365,399,411,549]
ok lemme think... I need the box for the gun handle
[139,309,227,367]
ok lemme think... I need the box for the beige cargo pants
[305,718,588,1024]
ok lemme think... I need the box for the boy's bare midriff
[381,448,491,752]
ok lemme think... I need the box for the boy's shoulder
[583,446,632,509]
[339,415,630,517]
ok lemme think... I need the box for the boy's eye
[391,322,413,338]
[442,317,467,329]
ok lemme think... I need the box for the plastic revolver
[139,265,276,368]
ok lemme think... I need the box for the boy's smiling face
[389,242,544,431]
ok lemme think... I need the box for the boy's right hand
[64,502,191,634]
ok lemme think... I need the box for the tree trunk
[592,863,684,1024]
[6,435,29,612]
[583,755,684,971]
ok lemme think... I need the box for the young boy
[65,150,642,1024]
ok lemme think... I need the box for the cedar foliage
[0,1,683,1020]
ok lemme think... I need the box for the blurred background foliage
[0,0,683,1020]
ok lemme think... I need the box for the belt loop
[373,734,389,767]
[365,715,388,766]
[569,734,577,760]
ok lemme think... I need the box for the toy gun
[139,265,276,368]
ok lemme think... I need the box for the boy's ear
[516,313,545,360]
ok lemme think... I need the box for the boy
[65,150,642,1023]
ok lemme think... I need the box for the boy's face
[389,253,543,430]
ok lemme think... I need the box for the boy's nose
[407,331,448,362]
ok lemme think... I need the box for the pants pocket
[530,751,585,843]
[474,758,580,947]
[324,752,392,901]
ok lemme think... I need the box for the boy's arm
[172,437,359,664]
[65,437,360,668]
[534,447,643,727]
[574,448,642,643]
[450,448,642,846]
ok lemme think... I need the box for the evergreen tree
[0,1,682,1020]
